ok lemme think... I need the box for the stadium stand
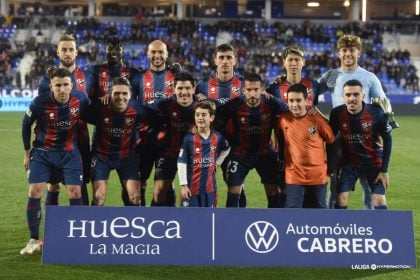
[1,16,418,95]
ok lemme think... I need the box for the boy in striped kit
[177,101,230,207]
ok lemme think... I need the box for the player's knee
[67,186,81,199]
[372,194,386,206]
[337,192,349,205]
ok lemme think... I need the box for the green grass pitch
[0,112,418,279]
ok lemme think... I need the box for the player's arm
[22,105,37,170]
[216,137,231,166]
[177,144,191,199]
[375,114,393,189]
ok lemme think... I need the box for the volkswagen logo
[245,221,279,253]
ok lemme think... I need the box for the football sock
[267,194,282,208]
[26,197,41,239]
[121,189,131,206]
[335,204,348,209]
[80,183,89,206]
[69,198,83,205]
[45,191,59,205]
[166,188,176,207]
[226,193,240,207]
[374,204,388,210]
[140,185,147,206]
[279,193,286,208]
[239,188,247,208]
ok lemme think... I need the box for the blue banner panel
[42,207,416,268]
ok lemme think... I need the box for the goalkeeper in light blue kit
[318,34,398,209]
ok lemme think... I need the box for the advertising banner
[42,207,416,268]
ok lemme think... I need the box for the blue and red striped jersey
[22,90,89,151]
[329,103,392,172]
[196,73,243,105]
[136,68,175,104]
[266,76,320,107]
[178,131,229,195]
[150,96,196,158]
[85,63,141,101]
[219,96,288,156]
[86,100,148,160]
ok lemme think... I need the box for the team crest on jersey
[165,80,174,88]
[126,118,134,125]
[70,107,79,116]
[362,121,372,130]
[232,86,240,94]
[121,72,129,78]
[211,145,217,152]
[308,126,317,136]
[76,79,85,86]
[26,109,32,117]
[261,113,270,121]
[307,88,313,96]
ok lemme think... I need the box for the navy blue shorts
[154,156,177,181]
[338,165,386,195]
[224,152,280,186]
[91,154,140,181]
[181,191,217,207]
[28,149,83,185]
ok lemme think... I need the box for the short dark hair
[282,44,305,59]
[111,76,131,90]
[50,68,72,79]
[244,72,263,84]
[215,43,236,55]
[287,83,308,99]
[195,100,216,116]
[343,79,363,89]
[106,36,122,48]
[175,71,195,87]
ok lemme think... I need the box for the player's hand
[180,185,191,199]
[189,124,198,134]
[274,74,286,84]
[168,62,183,75]
[46,66,57,79]
[23,150,31,171]
[261,91,273,99]
[99,95,110,105]
[375,172,389,189]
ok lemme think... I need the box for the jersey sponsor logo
[49,113,55,119]
[195,147,200,153]
[100,71,108,77]
[245,221,279,254]
[145,82,152,88]
[104,118,110,124]
[210,87,216,92]
[240,117,246,123]
[172,112,178,117]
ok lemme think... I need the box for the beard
[60,58,75,68]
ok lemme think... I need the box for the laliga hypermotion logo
[245,221,279,253]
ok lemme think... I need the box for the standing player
[20,68,89,254]
[196,43,247,207]
[278,84,335,208]
[86,77,148,206]
[149,72,197,206]
[85,36,142,206]
[135,40,180,206]
[318,34,397,209]
[267,44,322,208]
[267,44,319,107]
[329,79,392,209]
[38,33,90,206]
[218,73,288,208]
[177,100,230,207]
